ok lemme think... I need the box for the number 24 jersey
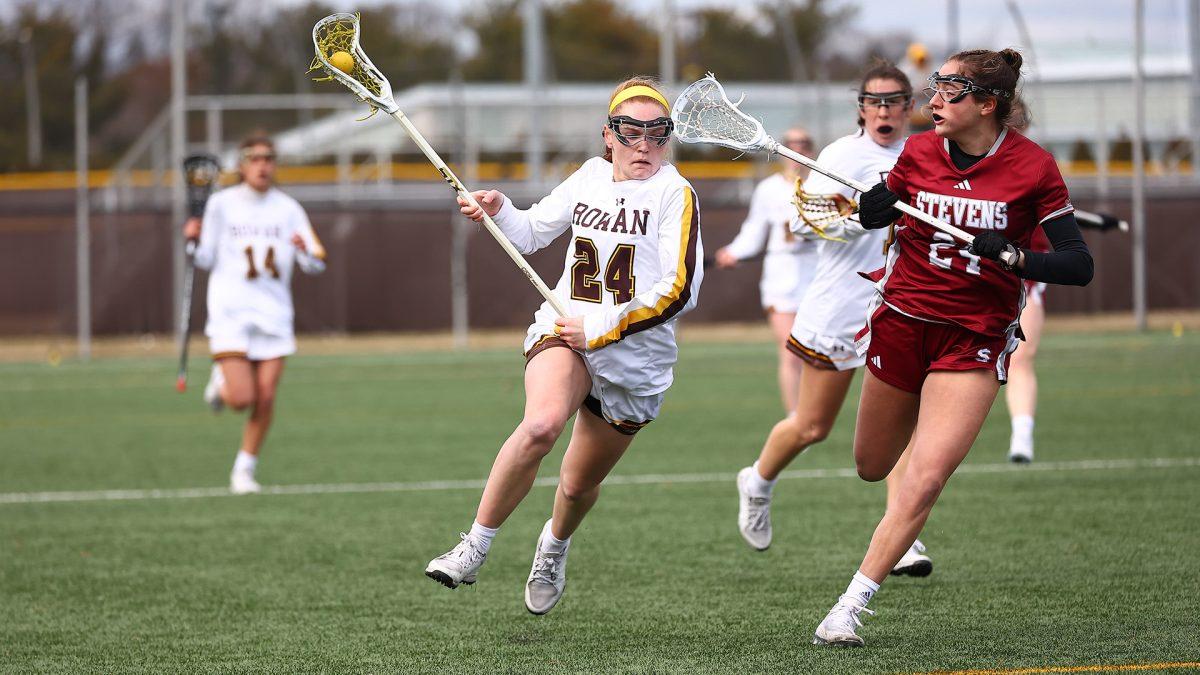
[881,129,1073,336]
[493,157,704,395]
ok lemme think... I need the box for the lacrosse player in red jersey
[812,48,1092,647]
[424,77,703,616]
[184,135,327,495]
[736,63,934,577]
[713,128,819,412]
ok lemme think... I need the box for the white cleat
[525,520,570,615]
[1008,436,1034,463]
[891,539,933,577]
[425,533,487,589]
[813,594,876,647]
[203,363,225,413]
[229,467,261,495]
[736,466,772,551]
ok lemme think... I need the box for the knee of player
[558,475,598,502]
[225,391,255,411]
[855,458,889,483]
[519,417,566,450]
[900,472,947,510]
[789,416,832,447]
[254,390,277,412]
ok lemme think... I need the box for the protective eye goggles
[607,115,673,147]
[924,72,1012,104]
[856,91,911,109]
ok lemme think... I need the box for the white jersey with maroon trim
[879,129,1073,336]
[194,183,326,339]
[493,157,703,395]
[724,173,818,311]
[789,130,905,347]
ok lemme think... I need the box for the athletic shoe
[1008,436,1034,463]
[736,466,772,551]
[524,520,570,615]
[229,467,261,495]
[425,533,487,589]
[891,538,933,577]
[203,363,225,413]
[812,594,876,647]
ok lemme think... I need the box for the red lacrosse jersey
[879,129,1073,336]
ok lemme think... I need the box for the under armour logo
[871,355,882,369]
[616,197,626,206]
[953,179,973,191]
[976,348,992,363]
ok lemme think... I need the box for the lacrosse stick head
[310,13,396,115]
[182,154,220,218]
[671,73,772,153]
[791,176,859,243]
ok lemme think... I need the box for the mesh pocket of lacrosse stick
[308,13,389,116]
[791,177,858,243]
[671,73,769,152]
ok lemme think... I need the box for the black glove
[968,231,1020,269]
[858,183,901,230]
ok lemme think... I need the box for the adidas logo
[953,179,973,191]
[871,355,882,369]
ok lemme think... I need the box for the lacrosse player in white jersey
[734,62,934,577]
[183,135,326,495]
[425,77,703,615]
[713,127,819,412]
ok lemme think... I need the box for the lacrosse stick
[672,74,1017,267]
[309,13,567,316]
[792,176,857,243]
[176,153,221,393]
[1075,209,1129,233]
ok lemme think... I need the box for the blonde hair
[604,76,669,162]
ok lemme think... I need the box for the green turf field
[1,330,1198,674]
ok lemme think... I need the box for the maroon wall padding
[0,190,1194,336]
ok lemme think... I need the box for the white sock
[469,520,499,554]
[232,450,257,474]
[844,570,880,607]
[1011,415,1034,444]
[541,519,569,553]
[747,461,778,496]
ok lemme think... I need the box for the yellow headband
[609,85,670,115]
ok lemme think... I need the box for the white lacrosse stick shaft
[312,14,567,317]
[770,142,1017,267]
[388,109,569,317]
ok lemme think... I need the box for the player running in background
[813,48,1092,647]
[425,77,703,616]
[735,62,932,577]
[184,135,327,495]
[1003,98,1127,463]
[713,128,819,412]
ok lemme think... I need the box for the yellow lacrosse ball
[329,51,354,74]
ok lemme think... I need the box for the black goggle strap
[607,115,674,145]
[926,72,1012,103]
[856,90,911,107]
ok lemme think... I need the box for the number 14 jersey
[493,157,704,395]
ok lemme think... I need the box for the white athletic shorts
[759,252,816,314]
[209,322,296,362]
[786,326,865,371]
[524,334,664,435]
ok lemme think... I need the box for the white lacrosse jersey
[723,172,818,311]
[493,157,704,396]
[194,184,326,338]
[792,130,905,342]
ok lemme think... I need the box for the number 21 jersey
[880,129,1073,336]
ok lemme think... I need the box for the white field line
[1,456,1197,506]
